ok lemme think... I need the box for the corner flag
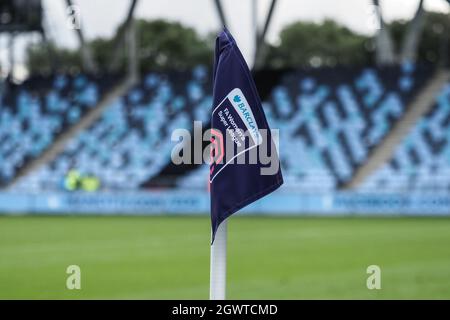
[209,27,283,300]
[210,28,283,241]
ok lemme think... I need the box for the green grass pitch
[1,215,450,299]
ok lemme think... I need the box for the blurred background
[1,0,450,299]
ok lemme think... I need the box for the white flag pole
[210,219,227,300]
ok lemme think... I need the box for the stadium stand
[361,81,450,193]
[0,74,115,187]
[6,64,441,193]
[13,66,211,191]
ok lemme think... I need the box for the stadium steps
[343,68,450,190]
[5,75,138,190]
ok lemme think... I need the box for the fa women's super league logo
[209,128,224,180]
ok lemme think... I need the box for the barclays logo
[228,88,261,145]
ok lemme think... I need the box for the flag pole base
[210,220,227,300]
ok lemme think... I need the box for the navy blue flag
[210,28,283,242]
